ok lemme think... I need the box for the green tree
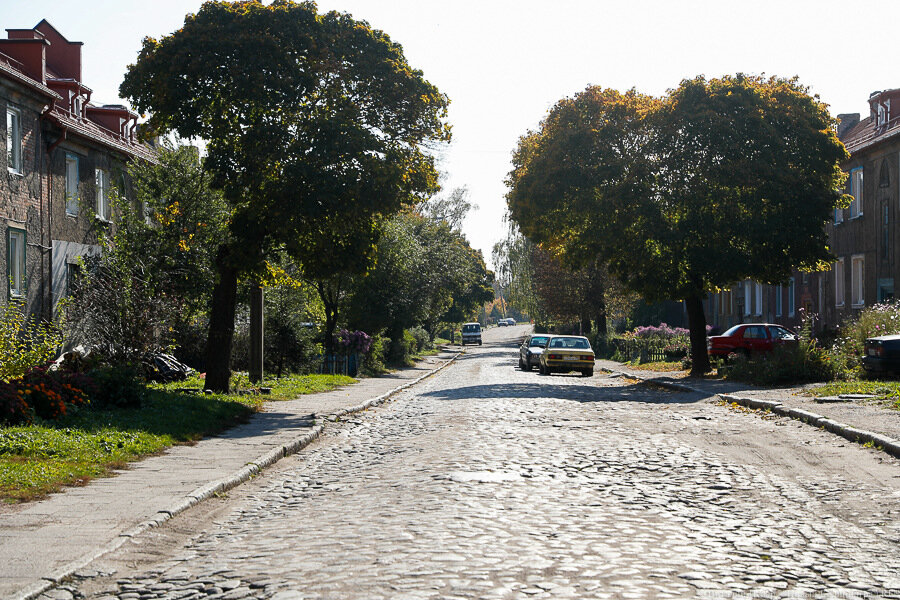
[507,76,848,375]
[346,211,492,358]
[121,1,449,391]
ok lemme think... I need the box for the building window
[849,168,864,219]
[7,227,25,299]
[788,277,795,317]
[879,278,895,303]
[835,259,845,307]
[851,254,865,307]
[775,285,783,317]
[95,168,110,220]
[6,106,21,174]
[66,261,83,297]
[66,153,79,216]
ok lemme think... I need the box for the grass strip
[807,380,900,408]
[0,373,354,503]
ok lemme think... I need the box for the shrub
[334,329,374,355]
[0,382,30,425]
[828,302,900,377]
[361,333,388,375]
[723,317,847,385]
[0,305,63,382]
[409,326,430,352]
[0,367,92,424]
[628,322,690,340]
[87,366,145,409]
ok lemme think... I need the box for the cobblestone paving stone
[55,339,900,599]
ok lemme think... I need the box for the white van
[461,322,482,345]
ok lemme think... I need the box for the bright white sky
[5,0,898,269]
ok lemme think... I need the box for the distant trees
[507,75,848,374]
[346,211,493,361]
[493,224,635,335]
[121,1,450,391]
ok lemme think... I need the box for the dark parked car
[707,323,798,359]
[862,335,900,376]
[519,334,550,371]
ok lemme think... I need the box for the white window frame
[835,259,845,307]
[7,227,25,299]
[851,254,865,307]
[95,168,110,221]
[66,153,79,216]
[788,277,796,317]
[6,106,22,174]
[775,284,783,317]
[849,168,864,219]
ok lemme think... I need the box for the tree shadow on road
[420,381,707,405]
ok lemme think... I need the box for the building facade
[0,20,154,321]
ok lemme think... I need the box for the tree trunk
[249,283,264,384]
[685,295,710,377]
[594,307,608,338]
[318,281,339,357]
[205,250,239,393]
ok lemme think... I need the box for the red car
[707,323,798,359]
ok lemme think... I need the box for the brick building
[0,20,154,321]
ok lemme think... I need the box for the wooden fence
[611,338,679,363]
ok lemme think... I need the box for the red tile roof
[840,115,900,156]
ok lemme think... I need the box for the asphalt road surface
[60,325,900,599]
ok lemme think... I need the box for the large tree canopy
[121,0,450,390]
[507,75,848,374]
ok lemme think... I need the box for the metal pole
[249,284,264,384]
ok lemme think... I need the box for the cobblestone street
[61,328,900,599]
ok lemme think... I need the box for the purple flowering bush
[334,329,373,355]
[627,323,690,340]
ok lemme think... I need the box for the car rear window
[549,337,590,349]
[463,324,480,332]
[530,336,549,347]
[769,326,794,339]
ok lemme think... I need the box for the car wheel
[581,369,593,377]
[524,360,533,372]
[539,363,546,375]
[519,356,525,370]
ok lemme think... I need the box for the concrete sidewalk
[597,359,900,459]
[1,348,461,600]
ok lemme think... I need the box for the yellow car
[539,335,595,377]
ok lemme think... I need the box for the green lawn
[807,380,900,409]
[0,373,355,503]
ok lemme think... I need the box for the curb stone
[18,351,461,600]
[601,367,900,461]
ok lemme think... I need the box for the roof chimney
[837,113,860,139]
